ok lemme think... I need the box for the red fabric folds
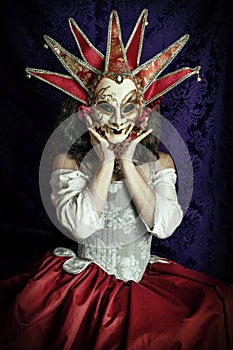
[26,70,89,104]
[69,19,104,71]
[126,10,147,70]
[0,254,232,350]
[144,68,197,103]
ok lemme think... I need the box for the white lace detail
[53,234,152,282]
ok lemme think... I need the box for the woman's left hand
[119,128,153,162]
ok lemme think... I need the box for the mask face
[92,76,142,143]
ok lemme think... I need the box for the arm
[87,128,115,213]
[119,132,183,237]
[120,160,156,229]
[119,129,156,229]
[50,164,105,241]
[51,129,115,241]
[53,129,115,212]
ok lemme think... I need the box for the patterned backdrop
[0,0,232,283]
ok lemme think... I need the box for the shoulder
[155,152,174,171]
[53,153,79,171]
[137,152,174,180]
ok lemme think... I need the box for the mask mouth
[108,124,132,134]
[111,129,123,135]
[95,123,134,140]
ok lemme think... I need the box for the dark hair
[54,97,161,164]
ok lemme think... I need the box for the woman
[1,9,233,350]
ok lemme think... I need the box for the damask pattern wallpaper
[0,0,232,283]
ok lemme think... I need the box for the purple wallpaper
[0,0,232,283]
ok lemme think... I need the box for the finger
[88,128,109,145]
[88,129,99,148]
[88,127,101,140]
[84,115,93,128]
[131,128,153,145]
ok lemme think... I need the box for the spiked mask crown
[26,9,200,107]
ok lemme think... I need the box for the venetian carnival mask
[92,76,142,143]
[26,9,201,145]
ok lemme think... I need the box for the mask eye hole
[122,103,136,114]
[96,103,114,115]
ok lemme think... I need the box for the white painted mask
[91,76,143,144]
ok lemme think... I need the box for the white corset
[51,164,183,282]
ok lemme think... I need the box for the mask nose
[109,108,126,125]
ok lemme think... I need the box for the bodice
[51,164,183,282]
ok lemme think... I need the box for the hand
[88,127,115,163]
[119,128,153,162]
[83,114,114,164]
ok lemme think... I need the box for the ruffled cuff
[141,193,183,238]
[141,168,183,238]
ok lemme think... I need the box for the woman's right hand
[84,114,115,163]
[88,127,115,163]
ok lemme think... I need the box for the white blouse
[50,165,183,282]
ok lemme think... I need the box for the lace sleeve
[143,168,183,239]
[50,169,104,241]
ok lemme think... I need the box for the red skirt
[0,253,233,350]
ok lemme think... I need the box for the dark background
[0,0,232,283]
